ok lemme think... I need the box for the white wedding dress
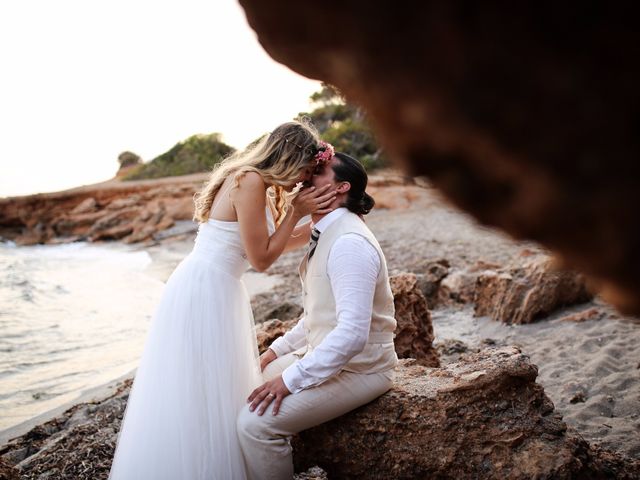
[109,204,272,479]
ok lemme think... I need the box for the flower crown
[314,141,334,166]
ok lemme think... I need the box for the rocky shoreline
[0,170,424,246]
[2,180,639,478]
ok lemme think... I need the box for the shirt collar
[312,207,348,234]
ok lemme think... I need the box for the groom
[237,151,398,479]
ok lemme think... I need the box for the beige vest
[297,211,398,374]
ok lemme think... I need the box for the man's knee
[236,404,271,441]
[262,361,283,382]
[262,352,297,382]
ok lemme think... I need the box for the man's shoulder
[334,232,374,248]
[327,233,382,279]
[331,232,382,265]
[321,211,382,256]
[334,212,376,234]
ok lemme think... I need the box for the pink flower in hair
[314,141,334,166]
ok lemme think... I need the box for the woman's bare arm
[283,221,312,253]
[233,172,334,272]
[266,194,313,253]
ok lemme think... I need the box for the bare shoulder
[232,171,267,207]
[235,171,266,191]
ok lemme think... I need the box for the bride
[108,120,335,479]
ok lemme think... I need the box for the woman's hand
[291,184,336,218]
[233,173,334,273]
[247,376,291,416]
[259,348,277,371]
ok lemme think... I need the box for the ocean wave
[0,241,165,430]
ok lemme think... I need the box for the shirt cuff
[268,337,289,357]
[281,363,304,394]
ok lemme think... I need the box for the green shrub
[322,119,387,171]
[122,133,234,180]
[299,83,388,171]
[117,151,142,168]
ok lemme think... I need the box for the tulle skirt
[109,252,262,480]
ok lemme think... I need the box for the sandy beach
[1,185,638,477]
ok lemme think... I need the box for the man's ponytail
[333,152,375,216]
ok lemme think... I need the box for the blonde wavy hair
[193,120,321,225]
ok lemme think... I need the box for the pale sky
[0,0,321,197]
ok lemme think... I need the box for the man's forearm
[280,323,369,393]
[268,315,307,357]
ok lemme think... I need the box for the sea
[0,241,166,431]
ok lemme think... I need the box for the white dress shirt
[269,208,381,393]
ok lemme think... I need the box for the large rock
[256,318,298,354]
[389,273,439,367]
[413,259,450,308]
[474,256,594,324]
[292,347,639,479]
[437,260,502,306]
[238,1,640,315]
[439,269,480,304]
[253,300,304,326]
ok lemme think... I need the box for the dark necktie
[308,227,320,261]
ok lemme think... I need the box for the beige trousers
[236,353,394,480]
